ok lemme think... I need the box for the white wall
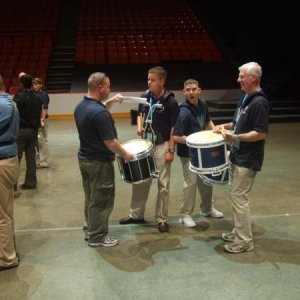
[48,89,239,116]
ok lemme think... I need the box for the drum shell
[186,131,228,173]
[117,139,158,183]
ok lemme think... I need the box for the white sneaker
[88,236,119,247]
[202,207,224,218]
[179,215,196,228]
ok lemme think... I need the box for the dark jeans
[16,127,38,187]
[78,159,115,243]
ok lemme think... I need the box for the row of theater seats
[0,36,53,94]
[76,0,223,65]
[75,33,222,64]
[0,0,61,94]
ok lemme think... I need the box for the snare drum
[117,139,158,183]
[186,130,228,174]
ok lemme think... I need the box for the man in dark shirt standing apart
[32,77,50,168]
[214,62,270,253]
[13,74,43,189]
[0,74,20,271]
[74,72,133,247]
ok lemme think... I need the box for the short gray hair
[239,62,262,82]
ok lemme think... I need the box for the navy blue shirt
[13,89,43,129]
[138,90,179,143]
[230,91,270,171]
[40,90,50,118]
[174,99,210,157]
[74,96,117,161]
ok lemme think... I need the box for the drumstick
[140,113,144,130]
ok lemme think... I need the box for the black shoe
[119,216,145,225]
[20,184,36,190]
[0,264,19,271]
[158,222,169,232]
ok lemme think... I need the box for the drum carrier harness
[140,89,174,145]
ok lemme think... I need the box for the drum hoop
[198,168,229,185]
[189,162,229,174]
[118,139,153,161]
[186,140,224,148]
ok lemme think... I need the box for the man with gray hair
[214,62,270,253]
[74,72,133,247]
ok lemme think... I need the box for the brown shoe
[119,216,145,225]
[158,222,169,232]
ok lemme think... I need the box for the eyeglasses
[238,74,254,79]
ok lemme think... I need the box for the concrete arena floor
[1,119,300,300]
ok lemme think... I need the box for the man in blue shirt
[173,79,223,228]
[74,72,133,247]
[214,62,270,253]
[0,74,20,271]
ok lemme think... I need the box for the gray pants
[79,159,115,243]
[17,127,38,187]
[179,157,213,216]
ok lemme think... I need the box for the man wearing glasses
[214,62,270,253]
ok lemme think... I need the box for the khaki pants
[230,164,256,246]
[130,142,171,223]
[179,157,213,216]
[0,156,19,268]
[37,118,50,165]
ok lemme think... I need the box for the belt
[0,155,16,160]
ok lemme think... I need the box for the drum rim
[118,138,153,160]
[189,162,229,174]
[186,130,224,145]
[186,140,224,147]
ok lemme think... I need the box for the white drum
[117,139,158,183]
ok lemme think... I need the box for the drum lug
[152,170,160,178]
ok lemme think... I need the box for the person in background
[0,74,20,271]
[74,72,133,247]
[32,78,50,168]
[214,62,270,253]
[13,74,43,189]
[173,79,223,228]
[119,66,179,232]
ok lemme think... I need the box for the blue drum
[186,130,229,174]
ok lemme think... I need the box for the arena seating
[0,0,61,94]
[75,0,223,65]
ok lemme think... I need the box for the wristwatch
[168,148,175,153]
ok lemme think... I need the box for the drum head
[121,139,152,155]
[186,130,224,147]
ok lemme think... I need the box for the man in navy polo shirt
[173,78,224,228]
[214,62,270,253]
[74,72,133,247]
